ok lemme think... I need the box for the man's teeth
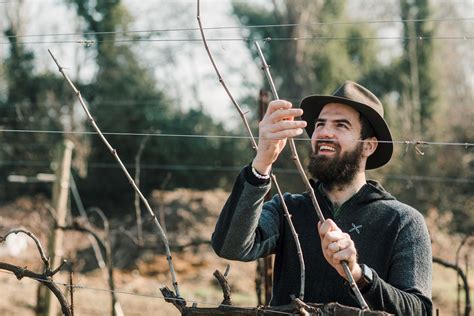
[319,145,335,152]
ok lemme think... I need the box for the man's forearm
[362,270,432,315]
[211,168,275,261]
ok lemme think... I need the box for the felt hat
[300,81,393,169]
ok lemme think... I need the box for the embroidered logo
[349,223,363,234]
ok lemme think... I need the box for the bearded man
[211,81,432,315]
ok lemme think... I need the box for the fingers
[330,239,356,260]
[267,108,303,123]
[327,238,352,253]
[264,100,304,124]
[318,219,358,276]
[265,100,293,115]
[318,219,341,238]
[265,120,306,138]
[253,99,306,169]
[259,100,306,140]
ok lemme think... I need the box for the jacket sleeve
[362,210,433,315]
[211,167,282,262]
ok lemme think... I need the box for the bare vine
[196,0,306,300]
[0,229,71,316]
[433,255,471,316]
[57,209,123,316]
[254,42,369,310]
[48,50,181,299]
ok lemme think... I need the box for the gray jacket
[212,166,432,315]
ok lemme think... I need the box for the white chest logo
[349,223,363,234]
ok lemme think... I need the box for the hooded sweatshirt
[211,166,432,315]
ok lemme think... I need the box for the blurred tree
[233,0,380,98]
[384,0,473,235]
[0,3,73,200]
[67,0,248,211]
[232,0,382,191]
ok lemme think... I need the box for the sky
[1,0,262,128]
[1,0,472,128]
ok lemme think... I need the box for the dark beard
[308,142,364,190]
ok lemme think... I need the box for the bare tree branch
[56,219,123,316]
[48,49,181,298]
[433,256,471,316]
[1,228,51,271]
[68,266,75,316]
[455,235,471,316]
[196,0,306,300]
[70,176,107,269]
[213,269,232,306]
[0,263,71,316]
[134,135,151,246]
[0,228,71,316]
[160,286,186,311]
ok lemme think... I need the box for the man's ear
[362,137,378,158]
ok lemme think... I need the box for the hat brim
[300,95,393,170]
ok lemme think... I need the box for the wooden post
[37,140,74,316]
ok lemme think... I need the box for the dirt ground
[0,191,472,315]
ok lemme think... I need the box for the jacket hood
[309,178,395,209]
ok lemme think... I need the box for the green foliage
[232,0,380,98]
[67,0,248,210]
[0,28,72,199]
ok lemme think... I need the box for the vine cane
[255,41,369,311]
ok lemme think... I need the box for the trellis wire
[2,160,474,184]
[0,128,472,148]
[3,17,473,40]
[1,35,472,45]
[0,270,295,315]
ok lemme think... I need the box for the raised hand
[252,100,307,175]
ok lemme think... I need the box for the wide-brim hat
[300,81,393,170]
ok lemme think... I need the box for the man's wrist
[244,164,270,186]
[353,264,363,284]
[251,159,271,176]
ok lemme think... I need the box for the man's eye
[337,123,348,129]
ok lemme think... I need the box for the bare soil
[0,191,472,315]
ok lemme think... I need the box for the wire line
[1,35,472,45]
[3,17,473,40]
[0,128,472,147]
[0,270,294,315]
[2,160,473,184]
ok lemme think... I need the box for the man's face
[311,102,363,157]
[308,103,364,188]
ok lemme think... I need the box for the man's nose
[314,125,335,140]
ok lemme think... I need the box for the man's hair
[359,114,375,140]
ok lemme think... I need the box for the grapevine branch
[57,209,123,316]
[197,0,306,299]
[48,50,181,299]
[213,269,232,306]
[0,229,71,316]
[254,41,369,310]
[433,256,471,316]
[1,229,50,271]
